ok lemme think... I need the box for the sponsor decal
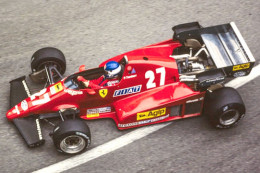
[118,114,169,128]
[50,83,63,95]
[87,107,111,118]
[98,107,112,113]
[113,85,141,97]
[233,63,250,71]
[233,71,246,77]
[137,108,166,120]
[107,80,119,86]
[202,77,224,84]
[21,100,28,111]
[124,74,137,79]
[87,108,99,118]
[64,89,83,96]
[186,97,204,103]
[99,89,108,98]
[87,113,99,118]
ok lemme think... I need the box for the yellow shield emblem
[99,89,108,98]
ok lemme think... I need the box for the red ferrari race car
[6,22,255,154]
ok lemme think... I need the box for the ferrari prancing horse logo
[99,89,108,98]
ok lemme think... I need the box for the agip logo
[137,108,166,120]
[233,63,250,71]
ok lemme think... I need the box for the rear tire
[52,119,91,154]
[204,87,245,129]
[31,47,66,81]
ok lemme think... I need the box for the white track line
[34,64,260,173]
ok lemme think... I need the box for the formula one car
[6,22,255,154]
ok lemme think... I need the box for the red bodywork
[6,39,206,130]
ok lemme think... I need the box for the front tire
[30,47,66,82]
[52,119,91,154]
[204,87,245,129]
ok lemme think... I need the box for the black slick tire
[204,87,245,129]
[52,119,91,154]
[31,47,66,75]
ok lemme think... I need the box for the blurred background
[0,0,259,172]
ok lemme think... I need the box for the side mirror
[86,89,96,95]
[79,65,86,72]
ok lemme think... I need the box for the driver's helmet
[104,61,121,79]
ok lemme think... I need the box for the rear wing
[173,22,255,77]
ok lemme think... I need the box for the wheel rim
[60,135,86,154]
[220,109,240,126]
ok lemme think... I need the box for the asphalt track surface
[0,0,259,173]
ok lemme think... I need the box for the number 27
[145,67,166,89]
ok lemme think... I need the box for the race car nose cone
[6,110,14,120]
[6,108,19,120]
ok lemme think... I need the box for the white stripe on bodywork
[15,105,20,115]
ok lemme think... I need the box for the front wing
[9,76,45,147]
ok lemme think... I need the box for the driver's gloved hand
[77,76,89,87]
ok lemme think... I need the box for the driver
[77,61,122,89]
